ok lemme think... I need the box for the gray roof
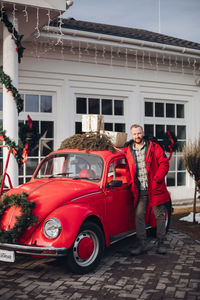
[50,18,200,51]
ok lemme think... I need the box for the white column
[3,15,19,187]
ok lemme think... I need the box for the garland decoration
[0,11,25,63]
[0,66,23,114]
[59,132,116,153]
[0,192,37,243]
[0,126,23,166]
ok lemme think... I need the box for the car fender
[29,203,109,249]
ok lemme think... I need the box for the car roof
[50,148,126,162]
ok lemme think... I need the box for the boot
[130,239,148,256]
[157,239,167,255]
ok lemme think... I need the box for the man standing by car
[125,124,170,255]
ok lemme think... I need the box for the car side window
[107,158,129,185]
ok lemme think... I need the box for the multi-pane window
[144,99,186,187]
[75,96,125,133]
[0,93,54,184]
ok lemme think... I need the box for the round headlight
[43,218,62,239]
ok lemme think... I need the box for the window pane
[169,156,175,171]
[25,95,39,112]
[104,123,113,131]
[177,126,186,139]
[20,94,24,112]
[177,172,186,186]
[19,178,24,185]
[102,99,112,115]
[89,98,99,114]
[0,93,3,111]
[145,102,153,117]
[166,103,174,118]
[19,165,23,176]
[41,121,54,138]
[115,123,125,132]
[177,156,186,170]
[114,100,123,115]
[177,104,184,118]
[75,122,82,134]
[177,141,185,152]
[156,125,165,139]
[155,103,164,117]
[167,172,175,186]
[76,97,87,114]
[26,159,38,175]
[144,124,154,137]
[40,95,52,113]
[167,125,175,135]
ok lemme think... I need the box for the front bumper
[0,242,68,257]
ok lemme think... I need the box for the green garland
[0,11,25,63]
[0,192,37,243]
[0,66,23,114]
[0,125,24,166]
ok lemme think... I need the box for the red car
[0,148,171,274]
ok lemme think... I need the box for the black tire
[66,221,105,274]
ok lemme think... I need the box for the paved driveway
[0,229,200,300]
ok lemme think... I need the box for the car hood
[2,178,101,242]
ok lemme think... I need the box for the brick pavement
[0,229,200,300]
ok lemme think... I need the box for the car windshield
[34,152,104,182]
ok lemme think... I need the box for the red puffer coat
[125,138,170,208]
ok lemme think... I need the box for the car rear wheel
[66,221,105,274]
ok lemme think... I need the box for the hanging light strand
[46,9,51,31]
[35,7,40,38]
[23,5,28,22]
[55,12,64,46]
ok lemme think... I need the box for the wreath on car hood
[0,192,37,243]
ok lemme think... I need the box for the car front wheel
[66,221,105,274]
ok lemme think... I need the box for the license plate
[0,249,15,262]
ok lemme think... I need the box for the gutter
[41,26,200,59]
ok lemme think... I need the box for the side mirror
[105,180,123,188]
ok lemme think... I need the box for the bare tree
[183,136,200,223]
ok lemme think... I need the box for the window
[0,92,54,184]
[144,99,186,187]
[75,96,125,134]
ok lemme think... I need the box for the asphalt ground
[0,229,200,300]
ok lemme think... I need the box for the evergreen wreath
[0,192,37,243]
[0,66,24,114]
[19,123,41,151]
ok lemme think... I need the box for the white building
[1,10,200,205]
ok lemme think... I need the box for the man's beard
[134,137,143,144]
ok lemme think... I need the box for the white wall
[2,42,199,201]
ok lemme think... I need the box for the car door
[104,157,133,238]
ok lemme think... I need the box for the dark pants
[136,190,166,241]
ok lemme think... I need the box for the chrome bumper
[0,242,68,257]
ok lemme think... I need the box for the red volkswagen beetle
[0,148,171,274]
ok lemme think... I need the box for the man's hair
[130,124,143,131]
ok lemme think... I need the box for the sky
[63,0,200,44]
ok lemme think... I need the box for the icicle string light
[35,7,40,38]
[23,5,28,22]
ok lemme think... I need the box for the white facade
[1,16,200,204]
